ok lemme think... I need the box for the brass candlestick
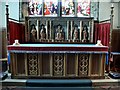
[109,4,114,54]
[6,4,9,44]
[108,3,114,72]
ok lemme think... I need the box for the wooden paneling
[16,53,25,75]
[2,28,7,58]
[90,54,100,76]
[10,53,106,79]
[66,54,76,76]
[110,29,120,72]
[41,54,50,76]
[111,29,120,52]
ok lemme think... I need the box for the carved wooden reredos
[25,17,94,43]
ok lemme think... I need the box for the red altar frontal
[8,44,108,79]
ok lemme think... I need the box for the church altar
[7,16,109,79]
[8,44,108,79]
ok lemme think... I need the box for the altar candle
[111,3,114,8]
[15,40,19,43]
[6,0,8,5]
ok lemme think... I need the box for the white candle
[6,0,8,5]
[15,40,18,43]
[13,39,20,45]
[111,3,114,7]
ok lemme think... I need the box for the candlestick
[6,2,9,44]
[108,2,114,72]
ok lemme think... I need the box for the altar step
[26,79,92,87]
[2,78,120,89]
[1,73,120,87]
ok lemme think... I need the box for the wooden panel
[16,53,25,75]
[2,28,7,58]
[9,52,106,79]
[90,54,100,76]
[113,55,120,72]
[38,54,42,76]
[41,54,50,76]
[111,30,120,72]
[100,54,105,76]
[66,54,76,76]
[13,53,17,76]
[111,30,120,52]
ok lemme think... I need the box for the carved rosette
[78,54,89,76]
[53,54,64,76]
[28,54,38,75]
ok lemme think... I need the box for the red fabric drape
[9,21,25,45]
[94,23,110,46]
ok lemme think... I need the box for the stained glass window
[62,0,75,16]
[77,0,90,17]
[90,2,99,20]
[20,1,28,20]
[44,0,58,16]
[28,0,43,15]
[20,0,99,20]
